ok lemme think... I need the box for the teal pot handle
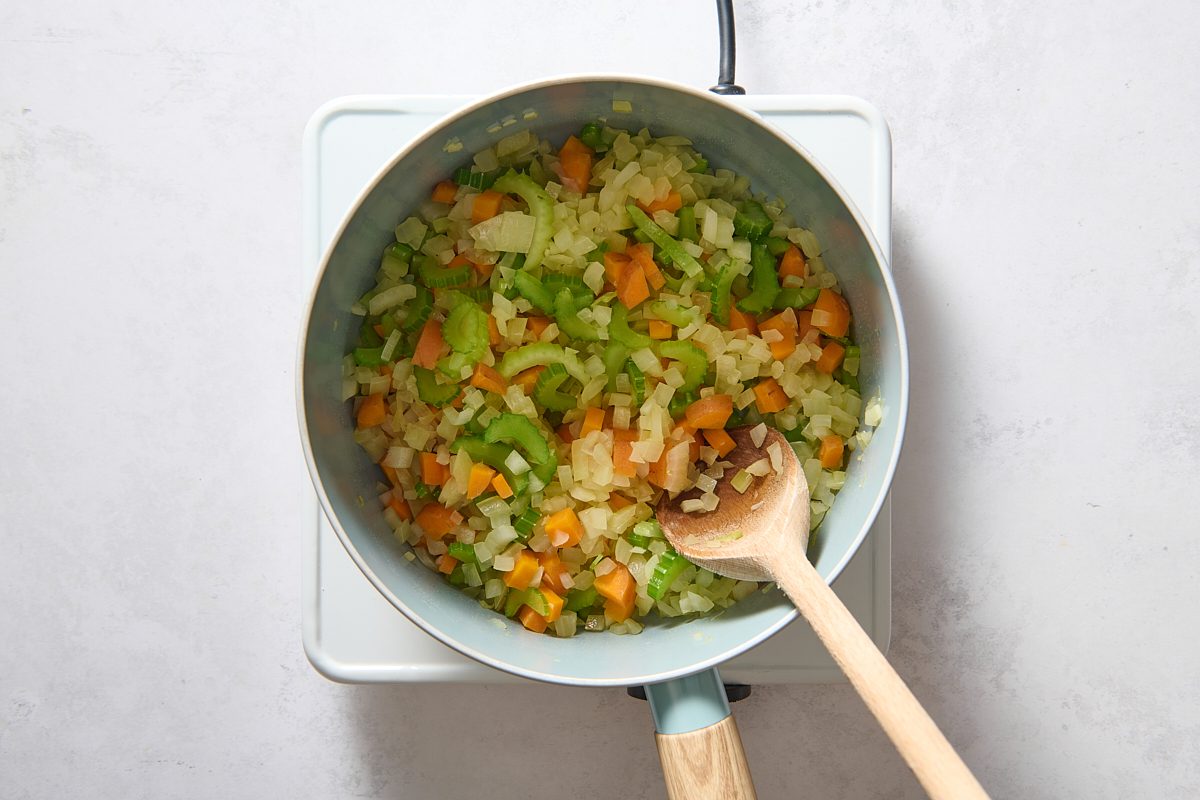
[643,669,757,799]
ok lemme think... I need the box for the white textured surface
[1,1,1197,798]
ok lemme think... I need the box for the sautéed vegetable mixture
[345,123,875,636]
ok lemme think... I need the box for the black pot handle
[711,0,747,95]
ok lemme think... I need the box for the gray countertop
[2,1,1197,797]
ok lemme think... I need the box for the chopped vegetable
[431,181,457,204]
[356,393,386,428]
[470,363,508,394]
[491,172,554,269]
[815,340,846,374]
[818,435,845,468]
[625,205,703,277]
[685,395,733,429]
[558,135,593,194]
[616,258,651,309]
[347,124,863,636]
[736,243,781,314]
[702,428,736,458]
[411,320,446,369]
[467,463,496,499]
[778,244,807,281]
[544,507,585,547]
[753,378,789,413]
[593,562,635,621]
[415,503,456,540]
[504,550,539,589]
[811,288,852,338]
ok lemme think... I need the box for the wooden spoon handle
[773,549,990,799]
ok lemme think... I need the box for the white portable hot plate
[301,94,893,684]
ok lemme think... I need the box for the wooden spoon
[657,426,989,800]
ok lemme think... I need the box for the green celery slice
[733,200,772,241]
[413,366,460,407]
[736,243,780,314]
[513,270,556,314]
[532,362,577,412]
[553,289,601,342]
[773,287,820,310]
[648,549,691,600]
[625,205,703,277]
[658,340,708,392]
[608,302,651,349]
[497,343,588,383]
[492,172,554,270]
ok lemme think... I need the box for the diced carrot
[558,135,593,194]
[647,446,670,489]
[421,452,448,486]
[627,243,665,291]
[356,393,386,428]
[594,562,635,622]
[604,251,632,284]
[612,429,638,477]
[503,549,539,589]
[811,288,851,338]
[728,307,759,335]
[387,494,412,520]
[539,585,565,623]
[778,244,807,282]
[648,319,673,339]
[760,309,798,360]
[380,363,393,378]
[702,428,737,458]
[431,180,457,204]
[512,365,545,394]
[518,604,549,633]
[544,508,584,548]
[466,463,496,500]
[487,315,501,345]
[688,429,703,461]
[608,493,634,510]
[818,435,845,469]
[815,340,846,375]
[616,261,650,309]
[473,260,495,280]
[538,551,567,594]
[641,258,666,291]
[684,394,734,429]
[580,407,605,436]
[556,422,576,443]
[471,190,504,224]
[415,503,456,540]
[381,464,401,487]
[447,252,473,270]
[638,190,683,215]
[372,323,386,338]
[525,315,551,340]
[752,378,789,413]
[491,474,514,499]
[796,309,816,340]
[412,319,446,369]
[470,362,508,394]
[436,554,458,574]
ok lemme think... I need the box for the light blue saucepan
[298,75,907,796]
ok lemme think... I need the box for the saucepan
[297,75,907,797]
